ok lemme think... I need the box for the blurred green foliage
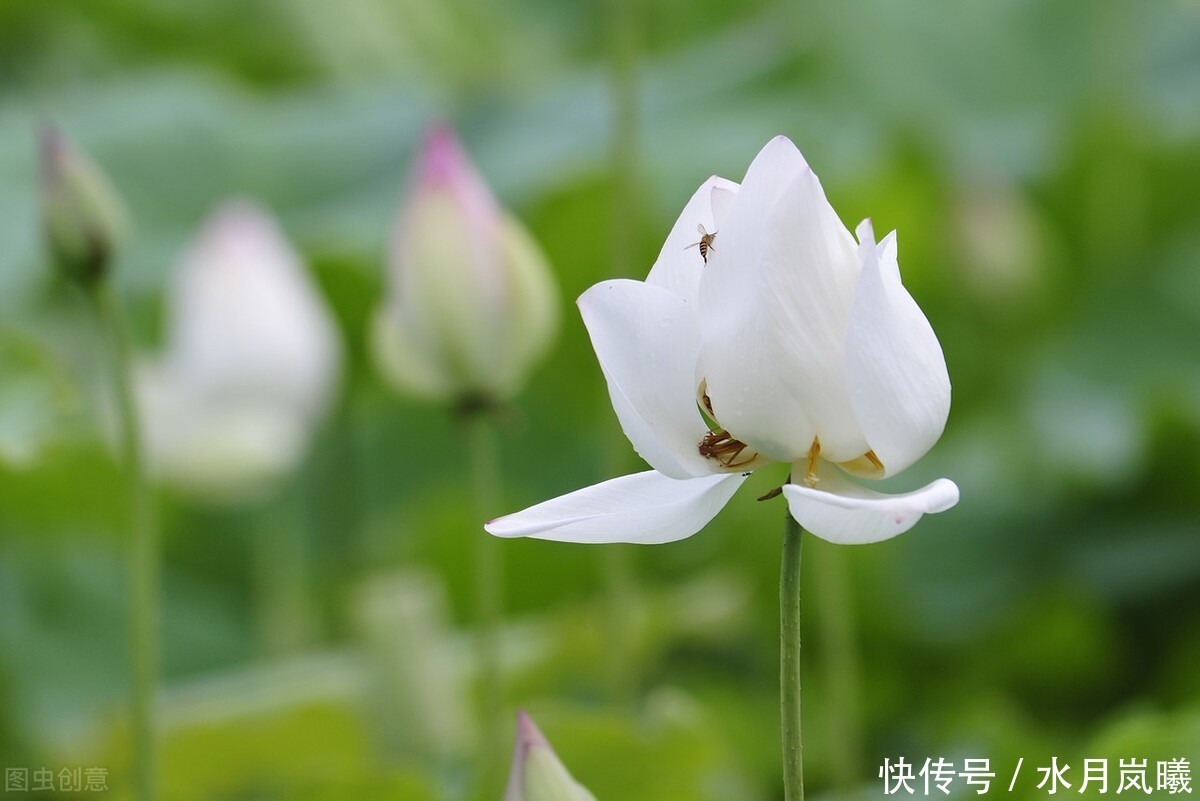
[1,0,1199,798]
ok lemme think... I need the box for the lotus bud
[38,126,127,286]
[372,124,558,409]
[504,712,597,801]
[136,200,342,502]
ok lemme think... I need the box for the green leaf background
[0,0,1198,798]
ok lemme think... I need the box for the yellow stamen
[805,439,821,487]
[699,429,756,469]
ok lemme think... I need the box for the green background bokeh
[0,0,1198,798]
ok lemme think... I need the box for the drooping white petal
[844,220,951,476]
[645,175,740,306]
[485,470,746,544]
[699,136,868,463]
[782,462,958,545]
[578,279,714,479]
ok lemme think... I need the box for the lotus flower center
[804,439,821,487]
[698,429,756,468]
[696,382,760,470]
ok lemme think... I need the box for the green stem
[93,282,157,801]
[815,543,863,799]
[780,513,805,801]
[608,0,639,281]
[254,486,311,656]
[599,0,641,710]
[601,545,636,706]
[465,413,503,756]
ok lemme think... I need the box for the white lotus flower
[504,711,597,801]
[486,137,958,545]
[136,200,341,502]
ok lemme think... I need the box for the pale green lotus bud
[38,126,128,286]
[504,712,597,801]
[372,125,559,408]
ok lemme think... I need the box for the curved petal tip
[485,470,746,545]
[783,471,958,545]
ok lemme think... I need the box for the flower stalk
[601,545,637,706]
[608,0,639,283]
[601,0,642,708]
[815,543,863,798]
[466,412,505,772]
[94,281,158,801]
[780,512,805,801]
[254,487,312,655]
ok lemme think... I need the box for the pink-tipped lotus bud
[504,712,597,801]
[372,124,558,408]
[38,126,127,286]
